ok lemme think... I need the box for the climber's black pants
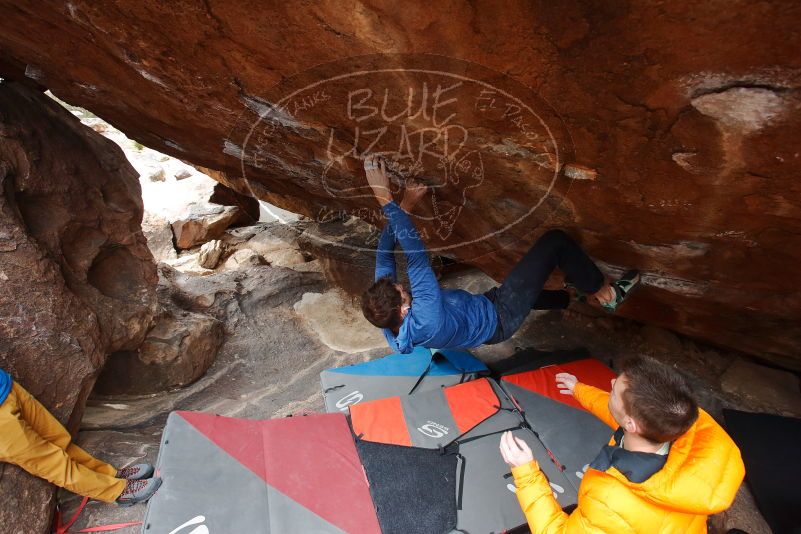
[482,229,605,344]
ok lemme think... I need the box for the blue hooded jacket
[375,201,498,353]
[0,368,12,406]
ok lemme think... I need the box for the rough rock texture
[298,217,439,296]
[171,204,241,249]
[94,312,222,395]
[239,223,310,267]
[0,82,158,532]
[141,212,177,262]
[293,289,387,352]
[155,262,326,328]
[94,304,223,396]
[198,239,225,268]
[0,2,799,370]
[222,247,264,270]
[721,358,801,417]
[70,262,331,531]
[209,181,260,223]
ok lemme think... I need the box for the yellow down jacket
[511,383,745,533]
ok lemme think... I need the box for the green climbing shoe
[601,270,641,312]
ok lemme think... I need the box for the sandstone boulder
[94,307,223,396]
[171,204,242,249]
[164,251,213,275]
[198,239,225,269]
[241,223,309,267]
[223,248,264,270]
[141,212,177,262]
[0,82,158,532]
[174,169,192,180]
[147,168,166,182]
[207,222,310,269]
[155,263,326,326]
[721,358,801,417]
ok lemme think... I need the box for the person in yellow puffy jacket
[499,356,745,533]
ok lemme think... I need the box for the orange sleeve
[573,383,618,430]
[511,461,570,534]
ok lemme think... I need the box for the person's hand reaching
[400,178,428,213]
[555,372,578,396]
[364,154,392,207]
[499,431,534,468]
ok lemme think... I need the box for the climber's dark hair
[619,356,699,443]
[361,276,403,329]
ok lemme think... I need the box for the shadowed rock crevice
[87,245,152,300]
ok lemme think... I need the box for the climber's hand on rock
[400,178,428,213]
[364,154,392,206]
[555,372,578,396]
[499,431,534,468]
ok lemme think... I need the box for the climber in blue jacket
[360,154,640,354]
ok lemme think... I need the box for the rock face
[0,2,800,369]
[171,204,242,249]
[233,222,310,267]
[298,217,437,296]
[94,281,223,396]
[293,289,387,353]
[198,239,225,269]
[0,82,158,532]
[721,358,801,417]
[209,182,261,223]
[141,212,178,262]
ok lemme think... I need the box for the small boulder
[171,204,242,249]
[263,248,307,267]
[165,252,213,275]
[174,169,193,180]
[94,308,223,395]
[243,224,308,267]
[141,213,177,262]
[223,248,264,270]
[198,240,225,269]
[148,168,166,182]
